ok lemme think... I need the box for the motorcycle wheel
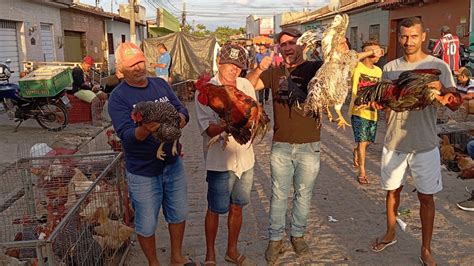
[35,103,68,131]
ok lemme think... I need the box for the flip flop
[358,176,369,185]
[419,256,437,266]
[171,257,203,266]
[224,254,256,266]
[370,238,397,252]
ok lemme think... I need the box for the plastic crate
[19,67,72,98]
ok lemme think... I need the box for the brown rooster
[354,69,462,112]
[131,101,181,160]
[194,74,270,147]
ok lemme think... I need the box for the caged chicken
[354,69,462,112]
[298,14,358,129]
[194,74,270,148]
[131,101,182,160]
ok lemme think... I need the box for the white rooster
[298,14,358,129]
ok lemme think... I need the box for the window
[107,33,114,54]
[121,35,126,43]
[369,24,380,43]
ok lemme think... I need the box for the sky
[81,0,330,30]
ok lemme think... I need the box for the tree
[213,26,243,43]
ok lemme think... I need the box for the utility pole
[181,1,186,31]
[129,0,136,43]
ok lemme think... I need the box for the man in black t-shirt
[247,28,323,264]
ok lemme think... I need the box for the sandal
[224,254,256,266]
[370,238,397,252]
[204,261,216,265]
[358,176,369,184]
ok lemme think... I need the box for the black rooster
[355,69,462,112]
[131,101,181,160]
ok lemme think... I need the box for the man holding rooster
[108,42,193,266]
[370,17,459,266]
[195,44,258,266]
[247,28,324,263]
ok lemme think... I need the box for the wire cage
[0,152,133,265]
[171,80,195,102]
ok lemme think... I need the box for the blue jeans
[206,168,254,214]
[269,141,321,241]
[126,158,188,237]
[468,140,474,160]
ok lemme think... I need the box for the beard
[283,51,304,66]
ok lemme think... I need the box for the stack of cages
[0,152,134,265]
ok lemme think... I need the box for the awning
[252,36,273,45]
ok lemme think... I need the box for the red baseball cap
[116,42,146,67]
[83,56,94,65]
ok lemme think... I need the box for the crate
[19,67,73,98]
[67,94,93,124]
[0,152,133,265]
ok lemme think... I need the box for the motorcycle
[0,59,70,132]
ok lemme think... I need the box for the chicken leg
[156,142,166,160]
[171,140,178,156]
[334,104,351,129]
[326,105,335,122]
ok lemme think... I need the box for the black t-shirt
[71,66,92,94]
[260,61,323,143]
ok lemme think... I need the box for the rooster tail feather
[355,81,392,106]
[228,126,251,145]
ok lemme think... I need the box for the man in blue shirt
[151,43,172,82]
[108,42,194,266]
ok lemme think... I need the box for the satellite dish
[328,0,341,12]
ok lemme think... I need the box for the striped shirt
[432,33,460,72]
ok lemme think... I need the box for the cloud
[223,0,251,5]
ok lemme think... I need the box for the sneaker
[265,240,284,264]
[456,188,474,212]
[290,236,309,256]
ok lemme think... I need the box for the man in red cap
[108,42,195,266]
[71,55,108,123]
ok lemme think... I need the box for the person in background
[347,41,385,185]
[151,43,172,82]
[432,25,460,73]
[454,66,474,119]
[71,56,108,122]
[255,44,271,104]
[102,66,124,95]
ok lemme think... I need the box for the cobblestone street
[125,102,474,265]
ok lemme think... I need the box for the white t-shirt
[195,76,256,177]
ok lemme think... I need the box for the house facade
[379,0,470,60]
[60,4,113,64]
[0,0,72,81]
[106,18,146,72]
[147,7,180,38]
